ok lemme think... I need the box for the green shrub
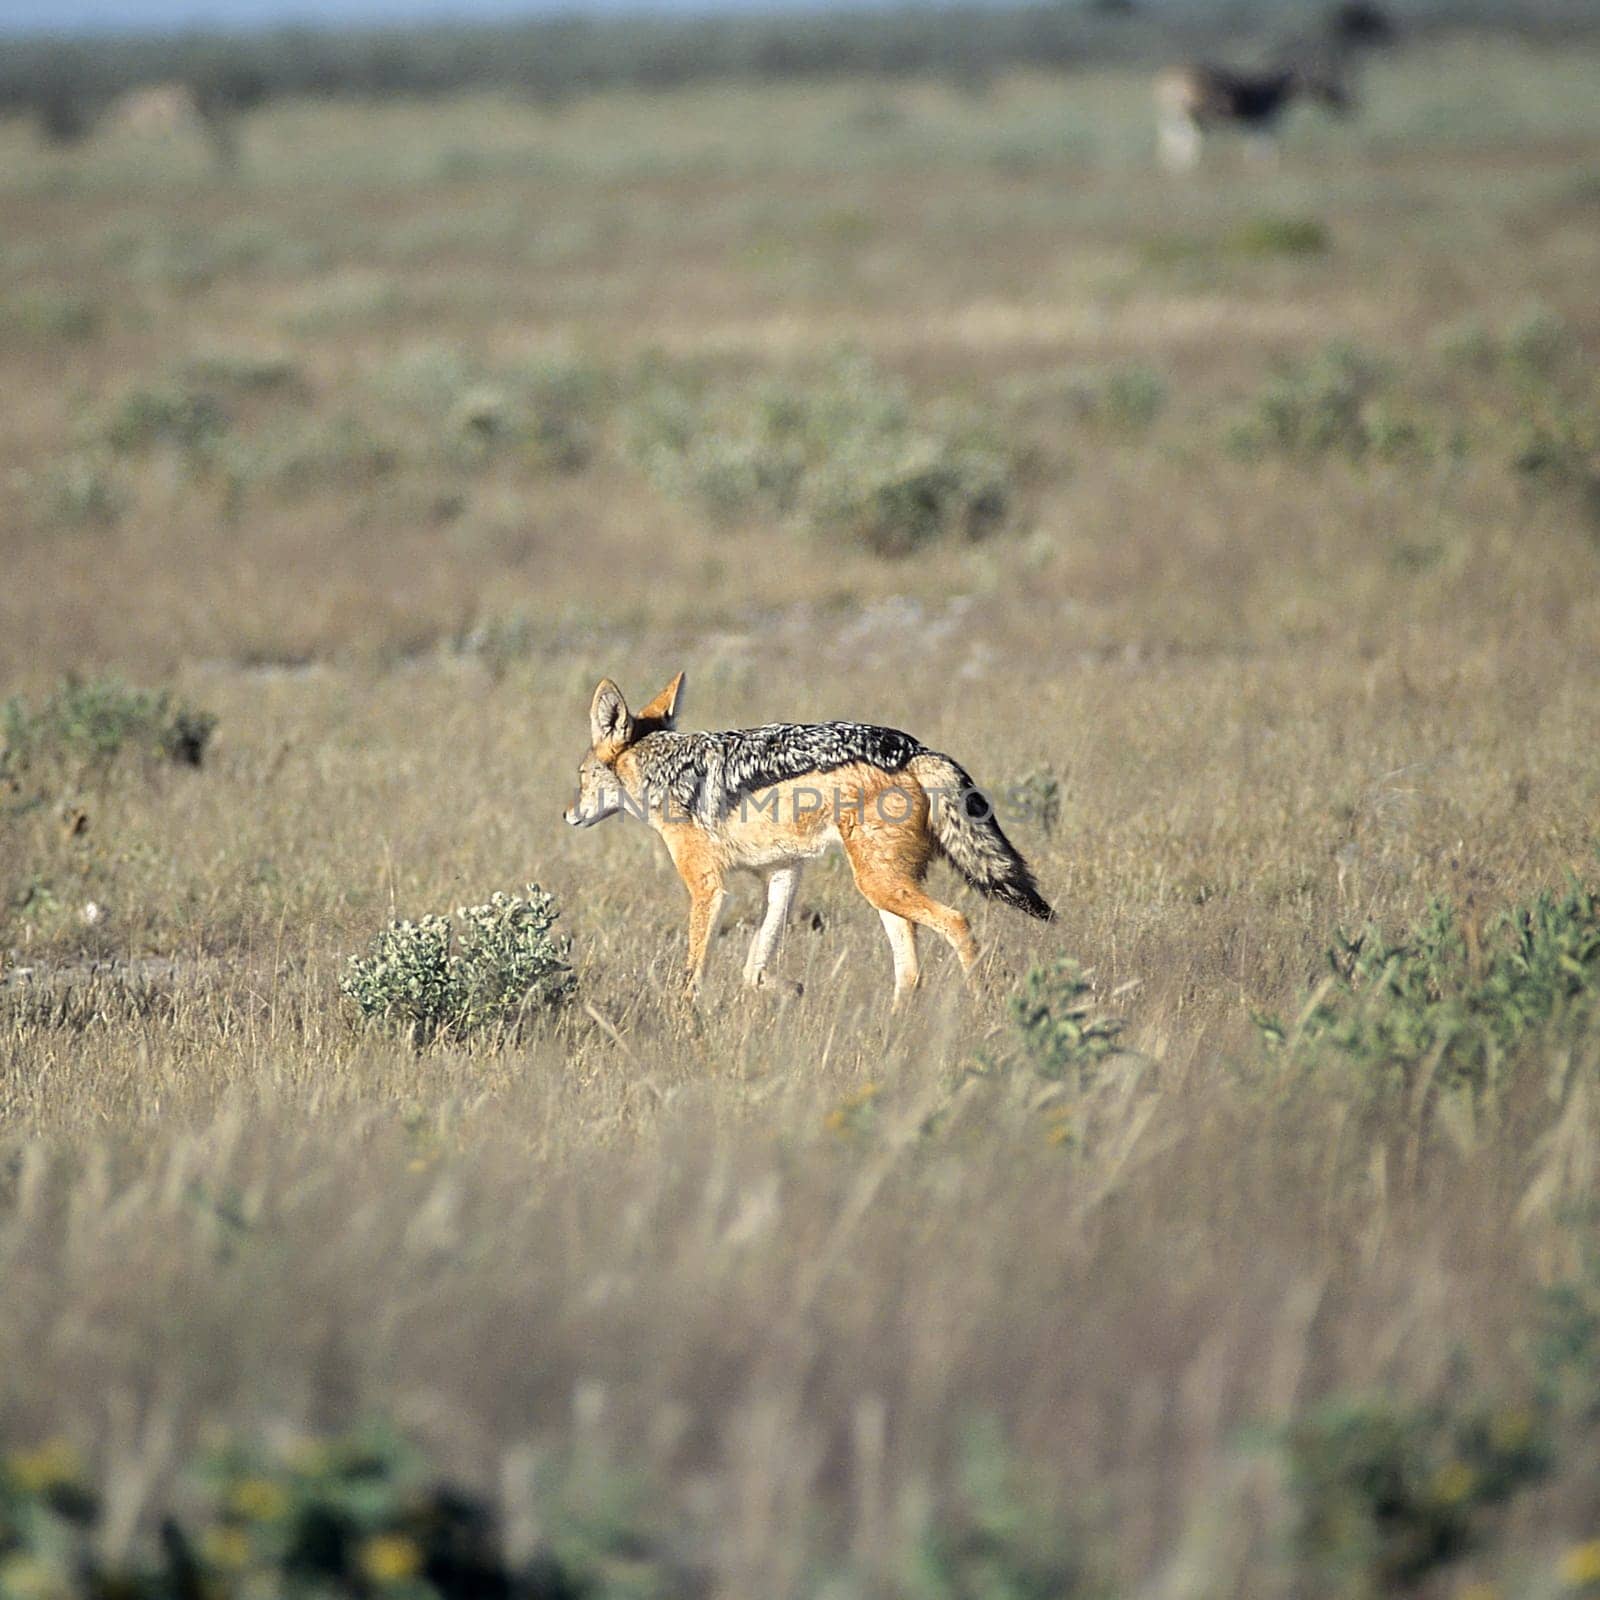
[1288,1389,1551,1596]
[1227,213,1330,258]
[1502,301,1571,379]
[1508,399,1599,502]
[1003,364,1166,436]
[0,1423,687,1599]
[0,1439,101,1598]
[1002,958,1126,1086]
[37,452,129,529]
[626,353,1015,555]
[372,344,604,473]
[0,290,100,343]
[1228,343,1419,460]
[1005,767,1061,836]
[182,347,303,393]
[811,436,1011,556]
[1091,365,1167,432]
[102,380,230,457]
[1430,313,1497,371]
[1531,1228,1600,1426]
[1432,303,1573,381]
[1,677,217,785]
[1257,882,1600,1099]
[905,1416,1107,1600]
[1427,306,1595,499]
[219,414,401,502]
[340,886,574,1046]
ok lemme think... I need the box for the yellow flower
[1044,1107,1076,1147]
[824,1084,879,1133]
[0,1554,70,1600]
[201,1526,253,1571]
[5,1440,83,1494]
[1430,1460,1477,1506]
[1561,1540,1600,1587]
[1489,1408,1534,1451]
[283,1437,330,1476]
[358,1534,424,1585]
[1456,1584,1499,1600]
[227,1476,291,1522]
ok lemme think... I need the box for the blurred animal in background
[1154,64,1346,171]
[1155,0,1395,172]
[32,70,265,174]
[102,80,242,171]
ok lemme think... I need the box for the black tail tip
[998,882,1055,922]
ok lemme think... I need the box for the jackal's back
[635,721,924,818]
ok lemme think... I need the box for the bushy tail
[912,753,1055,922]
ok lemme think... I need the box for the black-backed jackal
[1154,3,1392,172]
[564,673,1053,1005]
[1154,63,1350,172]
[98,81,242,170]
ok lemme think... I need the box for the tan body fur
[565,674,1050,1005]
[106,83,203,138]
[101,81,241,170]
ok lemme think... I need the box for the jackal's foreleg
[683,880,726,999]
[1158,110,1201,171]
[743,866,798,988]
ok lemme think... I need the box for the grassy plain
[3,36,1600,1597]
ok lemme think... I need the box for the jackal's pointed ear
[589,678,633,749]
[636,671,685,730]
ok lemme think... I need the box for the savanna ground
[3,32,1600,1598]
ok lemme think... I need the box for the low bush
[1256,881,1600,1100]
[372,344,605,473]
[999,957,1127,1087]
[905,1417,1109,1600]
[1433,303,1572,380]
[1288,1388,1552,1596]
[625,353,1015,556]
[0,1423,691,1599]
[182,348,304,393]
[340,886,574,1046]
[1227,342,1425,460]
[1004,767,1062,836]
[1508,393,1600,509]
[1502,301,1572,379]
[0,290,100,343]
[1227,213,1331,258]
[1,677,217,786]
[35,452,129,529]
[1002,364,1165,443]
[102,380,230,458]
[217,414,401,504]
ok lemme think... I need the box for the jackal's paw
[746,971,803,999]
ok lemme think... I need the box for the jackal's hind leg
[878,910,920,1007]
[841,832,979,998]
[1246,131,1281,168]
[1158,112,1201,172]
[744,866,799,988]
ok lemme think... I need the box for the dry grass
[3,38,1600,1598]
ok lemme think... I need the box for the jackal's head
[563,672,684,827]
